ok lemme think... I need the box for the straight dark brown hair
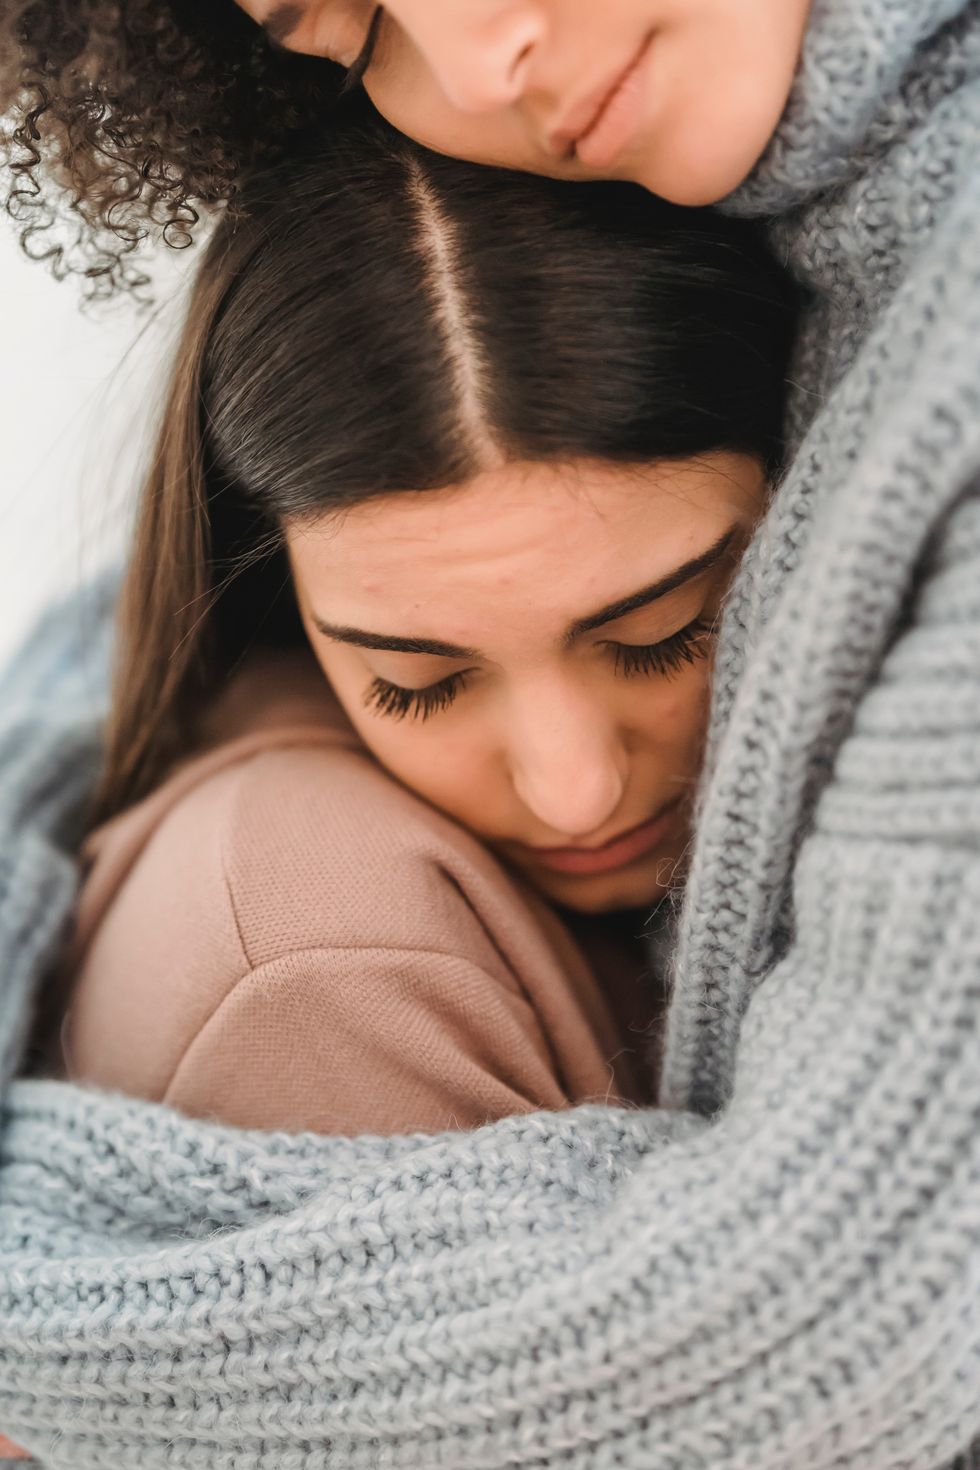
[95,102,799,827]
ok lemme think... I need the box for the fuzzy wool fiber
[1,0,979,1465]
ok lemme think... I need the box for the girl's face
[286,451,764,914]
[237,0,811,205]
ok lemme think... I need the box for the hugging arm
[2,296,980,1470]
[1,495,978,1467]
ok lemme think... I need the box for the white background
[0,223,196,670]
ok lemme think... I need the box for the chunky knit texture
[1,1,979,1464]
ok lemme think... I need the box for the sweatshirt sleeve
[162,944,572,1134]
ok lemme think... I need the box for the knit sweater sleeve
[2,490,977,1465]
[650,479,980,1466]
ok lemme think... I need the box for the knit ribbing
[1,2,979,1465]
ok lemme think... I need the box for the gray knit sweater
[1,1,978,1465]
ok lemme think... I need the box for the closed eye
[362,618,713,724]
[607,617,713,679]
[341,5,384,88]
[364,670,472,721]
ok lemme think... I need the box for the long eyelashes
[609,618,712,678]
[341,6,384,91]
[363,617,713,723]
[365,671,470,721]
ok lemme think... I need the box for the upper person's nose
[507,685,628,842]
[388,1,548,113]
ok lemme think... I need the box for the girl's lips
[523,799,681,877]
[574,35,655,172]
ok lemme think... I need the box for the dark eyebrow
[310,624,482,659]
[311,525,738,660]
[565,526,737,643]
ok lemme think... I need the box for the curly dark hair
[0,0,346,298]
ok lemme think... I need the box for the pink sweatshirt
[44,651,658,1134]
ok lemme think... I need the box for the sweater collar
[723,0,973,217]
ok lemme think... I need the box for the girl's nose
[392,2,547,113]
[509,703,627,842]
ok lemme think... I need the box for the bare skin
[235,0,811,205]
[286,451,765,915]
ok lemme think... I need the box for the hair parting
[92,106,800,825]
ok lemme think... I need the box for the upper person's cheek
[365,73,589,183]
[363,28,564,179]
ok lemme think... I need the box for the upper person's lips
[546,41,650,159]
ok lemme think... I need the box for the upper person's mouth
[546,35,654,166]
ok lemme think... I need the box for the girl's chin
[519,848,686,915]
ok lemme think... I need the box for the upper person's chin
[624,131,760,206]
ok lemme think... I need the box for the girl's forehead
[286,452,764,625]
